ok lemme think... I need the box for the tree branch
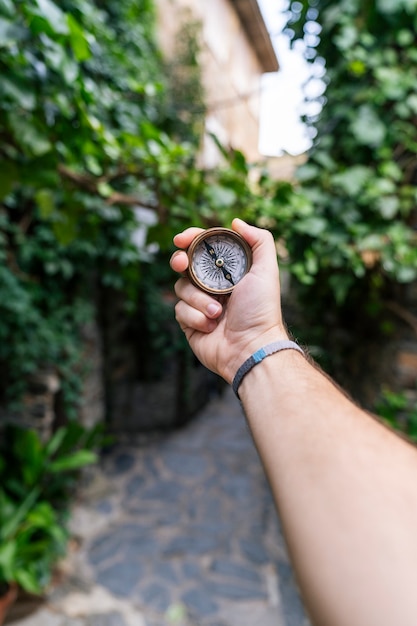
[57,164,159,212]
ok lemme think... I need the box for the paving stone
[152,561,179,584]
[89,525,157,567]
[276,561,307,626]
[140,582,171,612]
[141,481,186,503]
[112,452,136,475]
[186,521,234,538]
[11,388,309,626]
[87,612,127,626]
[89,534,128,567]
[209,558,262,584]
[122,534,160,558]
[217,604,286,626]
[181,560,202,580]
[96,560,144,597]
[125,473,146,497]
[221,475,256,504]
[181,588,218,616]
[164,533,222,557]
[240,538,270,565]
[205,581,267,601]
[161,451,209,479]
[95,500,113,514]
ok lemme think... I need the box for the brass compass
[187,227,252,295]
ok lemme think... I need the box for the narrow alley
[7,389,309,626]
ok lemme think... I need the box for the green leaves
[29,0,69,36]
[350,105,386,147]
[276,0,417,375]
[0,422,102,592]
[49,449,97,472]
[377,0,417,15]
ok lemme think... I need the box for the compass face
[187,228,252,295]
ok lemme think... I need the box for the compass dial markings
[193,234,247,290]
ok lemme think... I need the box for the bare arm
[171,219,417,626]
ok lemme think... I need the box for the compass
[187,227,252,295]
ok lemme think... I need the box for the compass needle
[187,228,252,295]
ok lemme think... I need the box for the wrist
[238,345,306,403]
[232,339,305,399]
[223,328,290,385]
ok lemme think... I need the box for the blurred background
[0,0,416,623]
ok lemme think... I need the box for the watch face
[187,228,252,295]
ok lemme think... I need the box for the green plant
[0,0,287,415]
[376,387,417,444]
[258,0,417,388]
[0,488,67,595]
[282,0,417,298]
[0,423,100,595]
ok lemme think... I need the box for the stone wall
[3,280,415,437]
[0,369,60,440]
[98,286,222,434]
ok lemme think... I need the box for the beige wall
[156,0,265,165]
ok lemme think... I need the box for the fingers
[170,250,189,273]
[170,227,205,274]
[174,277,223,333]
[173,227,204,249]
[175,300,218,334]
[175,278,222,318]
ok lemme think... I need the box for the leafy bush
[0,422,100,594]
[282,0,417,290]
[376,387,417,444]
[268,0,417,379]
[0,0,292,415]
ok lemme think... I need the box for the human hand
[170,218,288,384]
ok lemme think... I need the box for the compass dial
[187,228,252,295]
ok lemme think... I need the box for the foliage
[0,0,163,410]
[270,0,417,377]
[0,487,66,595]
[376,387,417,444]
[0,422,100,594]
[0,0,293,413]
[6,0,416,415]
[283,0,417,297]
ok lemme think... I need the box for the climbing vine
[270,0,417,383]
[0,0,280,413]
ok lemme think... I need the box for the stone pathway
[7,389,309,626]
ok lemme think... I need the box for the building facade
[156,0,278,165]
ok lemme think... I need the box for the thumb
[232,218,277,264]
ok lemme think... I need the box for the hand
[170,218,288,383]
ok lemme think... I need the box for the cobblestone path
[9,389,309,626]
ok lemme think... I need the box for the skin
[171,219,417,626]
[171,218,288,383]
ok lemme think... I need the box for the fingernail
[207,303,221,317]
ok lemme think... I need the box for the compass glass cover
[191,232,249,292]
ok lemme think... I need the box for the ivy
[4,0,414,413]
[264,0,417,377]
[282,0,417,294]
[0,0,288,413]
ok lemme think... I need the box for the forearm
[240,350,417,626]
